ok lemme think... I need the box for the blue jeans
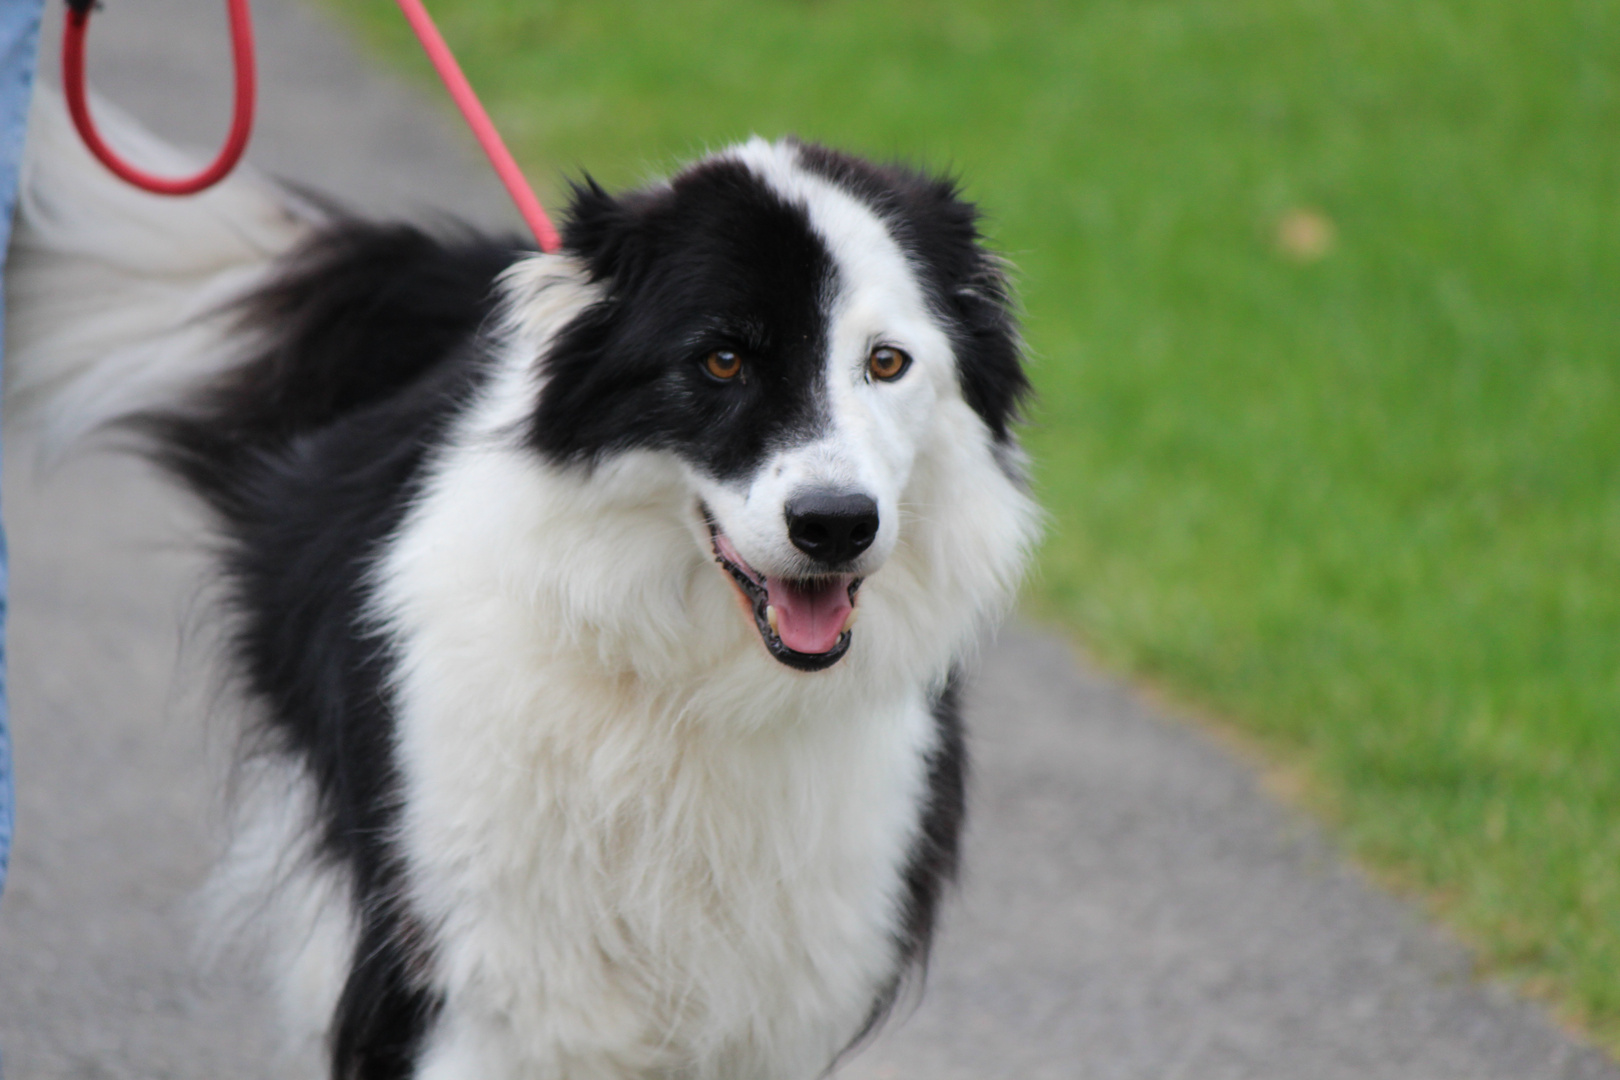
[0,0,43,906]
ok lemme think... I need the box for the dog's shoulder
[215,218,530,439]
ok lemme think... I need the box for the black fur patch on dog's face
[530,161,836,481]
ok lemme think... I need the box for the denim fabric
[0,0,44,910]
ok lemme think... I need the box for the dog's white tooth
[842,608,858,633]
[766,605,779,634]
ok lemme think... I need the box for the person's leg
[0,7,41,1076]
[0,1,45,911]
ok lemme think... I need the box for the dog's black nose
[786,492,879,566]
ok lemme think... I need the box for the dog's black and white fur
[5,94,1038,1079]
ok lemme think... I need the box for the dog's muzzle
[705,510,862,672]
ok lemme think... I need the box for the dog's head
[515,139,1030,674]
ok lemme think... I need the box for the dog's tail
[3,87,316,456]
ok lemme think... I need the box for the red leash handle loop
[62,0,257,197]
[393,0,561,253]
[61,0,559,252]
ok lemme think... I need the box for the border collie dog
[6,94,1038,1079]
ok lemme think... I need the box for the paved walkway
[1,2,1615,1078]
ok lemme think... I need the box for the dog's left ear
[895,174,1030,444]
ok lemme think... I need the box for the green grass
[326,0,1620,1048]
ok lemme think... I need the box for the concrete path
[1,2,1614,1078]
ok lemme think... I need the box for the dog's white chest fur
[402,670,934,1079]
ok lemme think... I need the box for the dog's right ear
[561,176,659,285]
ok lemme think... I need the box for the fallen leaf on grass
[1276,207,1337,262]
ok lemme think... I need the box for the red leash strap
[394,0,561,253]
[61,0,256,197]
[60,0,561,254]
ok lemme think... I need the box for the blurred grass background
[324,0,1620,1050]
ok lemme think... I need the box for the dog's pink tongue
[767,576,854,655]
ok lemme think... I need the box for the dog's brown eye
[868,346,910,382]
[704,350,743,381]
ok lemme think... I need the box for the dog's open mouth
[705,515,861,672]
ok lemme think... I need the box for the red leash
[62,0,255,196]
[60,0,561,253]
[392,0,560,253]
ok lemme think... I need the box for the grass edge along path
[316,0,1620,1057]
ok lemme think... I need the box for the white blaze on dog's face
[527,139,1027,671]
